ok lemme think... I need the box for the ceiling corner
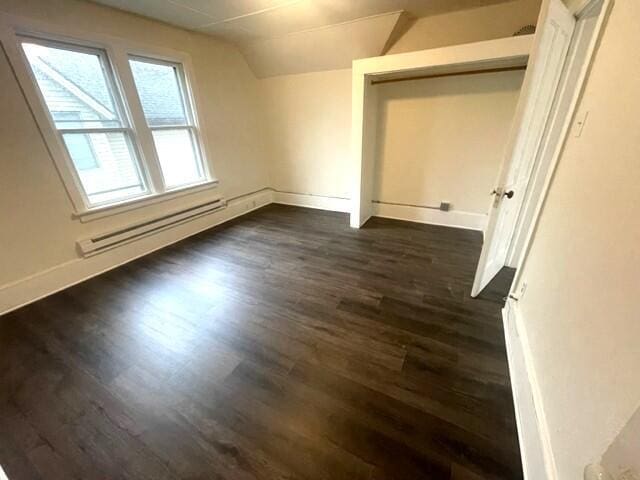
[240,10,407,78]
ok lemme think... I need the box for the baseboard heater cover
[77,197,226,257]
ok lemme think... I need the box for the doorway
[472,0,611,297]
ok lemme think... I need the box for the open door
[471,0,576,297]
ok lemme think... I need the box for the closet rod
[370,64,527,85]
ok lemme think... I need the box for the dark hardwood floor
[0,204,521,480]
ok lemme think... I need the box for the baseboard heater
[77,197,226,257]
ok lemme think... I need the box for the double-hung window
[129,57,205,189]
[21,39,148,206]
[17,35,211,213]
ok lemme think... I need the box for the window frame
[128,54,209,190]
[0,14,218,220]
[19,35,152,207]
[50,112,102,171]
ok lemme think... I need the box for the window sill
[73,179,220,223]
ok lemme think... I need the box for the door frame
[471,0,577,297]
[348,35,533,228]
[506,0,613,297]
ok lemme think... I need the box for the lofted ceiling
[91,0,518,77]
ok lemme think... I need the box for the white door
[471,0,576,297]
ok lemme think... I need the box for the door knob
[503,190,515,199]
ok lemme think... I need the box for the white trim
[0,12,217,217]
[0,189,273,316]
[508,0,612,288]
[15,32,153,209]
[77,198,226,256]
[269,190,487,231]
[27,54,115,119]
[0,186,489,316]
[566,0,595,15]
[128,54,212,190]
[350,35,533,228]
[372,203,487,232]
[352,35,533,78]
[272,190,351,212]
[503,299,557,480]
[471,0,576,297]
[75,179,219,222]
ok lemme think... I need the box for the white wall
[388,0,542,54]
[374,70,524,214]
[0,0,542,313]
[0,0,270,309]
[242,11,403,78]
[261,0,540,220]
[261,68,352,199]
[261,65,525,223]
[513,0,640,477]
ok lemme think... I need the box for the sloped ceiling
[91,0,518,77]
[241,11,406,77]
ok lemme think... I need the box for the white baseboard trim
[272,190,350,213]
[0,188,273,316]
[503,299,557,480]
[0,190,486,316]
[372,202,487,232]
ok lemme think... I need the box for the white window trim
[73,178,220,222]
[20,35,153,207]
[0,13,218,220]
[128,54,211,190]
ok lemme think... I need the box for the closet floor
[0,204,521,480]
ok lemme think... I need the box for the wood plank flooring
[0,204,521,480]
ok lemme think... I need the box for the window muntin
[21,39,148,206]
[129,57,206,189]
[15,34,213,213]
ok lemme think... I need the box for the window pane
[151,129,203,188]
[65,133,98,170]
[22,42,122,129]
[129,59,188,126]
[62,132,146,204]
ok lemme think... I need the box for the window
[52,112,98,170]
[129,57,205,189]
[17,35,212,213]
[21,40,148,206]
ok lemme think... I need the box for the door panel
[471,0,576,297]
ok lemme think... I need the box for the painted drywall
[513,0,640,477]
[241,11,404,78]
[261,68,353,199]
[0,0,269,293]
[0,0,541,311]
[261,63,525,222]
[260,0,539,223]
[374,70,524,214]
[388,0,543,54]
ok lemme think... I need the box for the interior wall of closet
[372,68,525,220]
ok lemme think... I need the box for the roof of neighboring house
[29,47,186,126]
[38,49,114,112]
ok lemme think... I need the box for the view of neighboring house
[24,43,194,204]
